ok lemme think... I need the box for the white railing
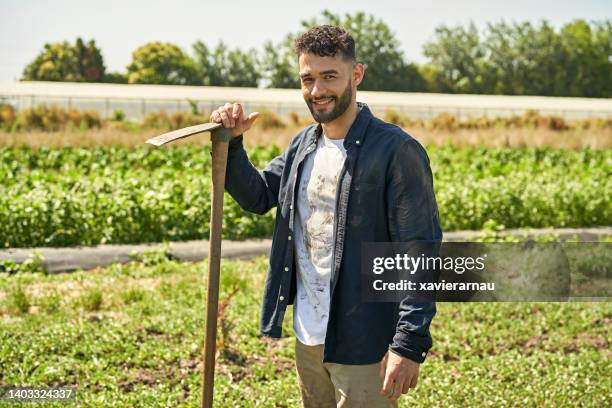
[2,81,611,120]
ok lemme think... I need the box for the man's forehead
[298,53,350,76]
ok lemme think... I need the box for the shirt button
[356,140,360,144]
[284,267,289,271]
[290,205,293,210]
[279,296,285,301]
[421,352,427,357]
[288,236,292,240]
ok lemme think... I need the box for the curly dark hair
[294,25,356,62]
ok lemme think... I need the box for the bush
[255,111,285,130]
[7,283,30,315]
[12,105,101,131]
[121,288,146,304]
[429,112,458,131]
[382,109,407,127]
[79,288,104,311]
[0,104,17,130]
[142,110,208,130]
[111,109,125,121]
[2,105,610,133]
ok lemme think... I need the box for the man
[210,25,442,407]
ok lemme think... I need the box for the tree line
[22,11,612,97]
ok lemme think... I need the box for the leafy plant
[7,283,31,315]
[0,145,609,248]
[79,288,104,312]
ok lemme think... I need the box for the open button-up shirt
[225,103,442,364]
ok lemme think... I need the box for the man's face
[298,52,359,123]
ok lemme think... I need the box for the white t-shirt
[293,133,347,345]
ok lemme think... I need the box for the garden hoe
[146,122,228,408]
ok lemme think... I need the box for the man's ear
[353,63,365,87]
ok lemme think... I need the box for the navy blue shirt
[225,103,442,364]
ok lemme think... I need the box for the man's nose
[311,79,326,98]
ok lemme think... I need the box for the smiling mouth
[312,98,334,106]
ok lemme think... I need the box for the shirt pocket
[349,182,381,227]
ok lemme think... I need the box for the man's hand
[210,102,260,138]
[379,350,420,402]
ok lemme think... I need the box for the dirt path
[1,227,609,273]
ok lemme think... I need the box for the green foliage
[0,259,609,406]
[193,41,260,87]
[260,10,428,91]
[0,145,609,249]
[79,288,104,312]
[7,283,30,315]
[40,290,61,314]
[22,38,105,82]
[102,71,128,84]
[424,19,612,97]
[301,10,428,92]
[121,288,146,304]
[1,252,46,275]
[0,145,278,248]
[0,104,17,131]
[129,244,175,267]
[19,17,611,97]
[111,109,126,122]
[127,42,199,85]
[260,33,301,89]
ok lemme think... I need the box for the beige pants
[295,339,398,408]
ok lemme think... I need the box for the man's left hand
[379,350,420,402]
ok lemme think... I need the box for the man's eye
[302,78,312,83]
[325,75,335,80]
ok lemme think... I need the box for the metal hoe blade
[145,122,222,146]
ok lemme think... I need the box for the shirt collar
[311,102,373,148]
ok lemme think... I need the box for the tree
[260,10,427,91]
[192,41,260,87]
[424,19,612,97]
[260,34,301,89]
[103,72,128,84]
[22,38,105,82]
[590,20,612,97]
[559,19,612,97]
[303,10,426,92]
[126,42,199,85]
[423,23,493,94]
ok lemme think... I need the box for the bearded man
[210,24,442,408]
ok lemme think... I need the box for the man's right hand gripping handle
[210,102,260,138]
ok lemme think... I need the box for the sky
[0,0,610,82]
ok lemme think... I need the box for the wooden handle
[201,129,230,408]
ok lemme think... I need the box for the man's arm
[210,102,286,215]
[380,136,442,401]
[225,135,286,215]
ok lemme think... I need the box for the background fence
[2,81,612,121]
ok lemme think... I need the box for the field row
[1,256,610,406]
[1,145,610,248]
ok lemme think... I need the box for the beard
[305,79,353,123]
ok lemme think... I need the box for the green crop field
[1,255,610,407]
[2,145,610,248]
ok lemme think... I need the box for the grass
[0,257,610,407]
